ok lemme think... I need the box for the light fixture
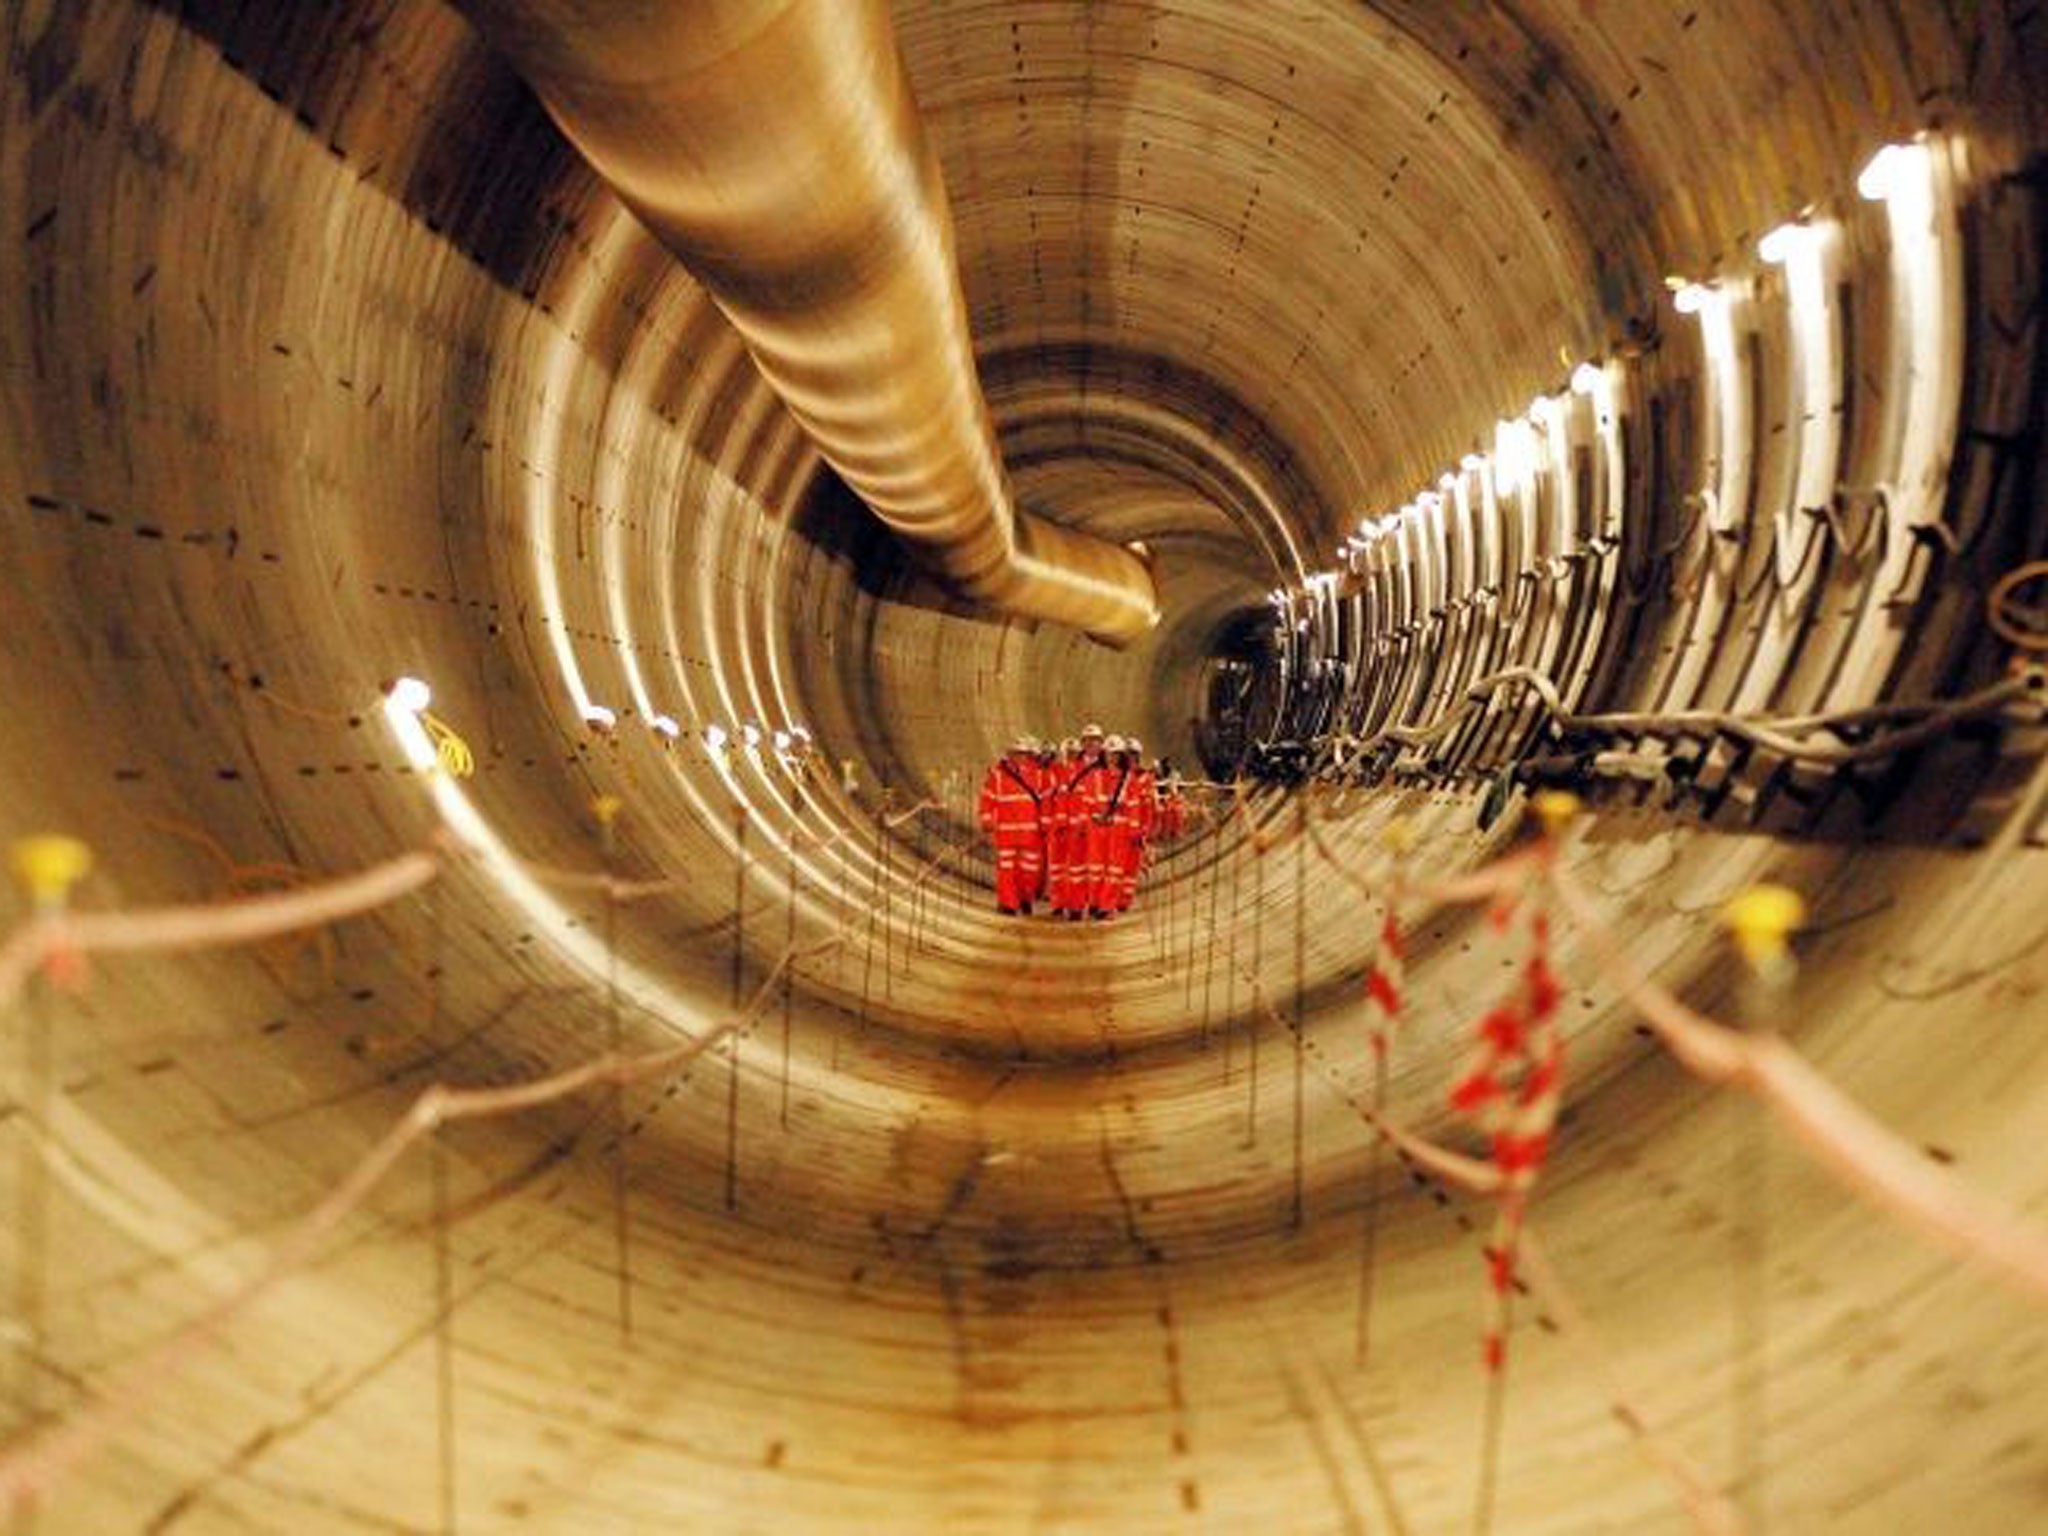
[773,729,792,752]
[381,678,439,771]
[580,703,617,730]
[1755,217,1843,542]
[1447,454,1479,595]
[704,723,729,752]
[386,676,431,714]
[1569,361,1606,396]
[1673,282,1711,315]
[1461,452,1486,471]
[1494,417,1537,485]
[1757,220,1817,265]
[649,714,681,739]
[1857,133,1958,604]
[1856,142,1915,202]
[741,724,763,749]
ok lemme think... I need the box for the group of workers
[976,723,1188,919]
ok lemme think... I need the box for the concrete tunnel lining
[0,1,2046,1530]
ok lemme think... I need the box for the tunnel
[2,1,2047,1530]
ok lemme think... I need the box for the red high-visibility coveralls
[1156,779,1187,841]
[978,754,1044,913]
[1090,762,1139,915]
[1032,755,1059,900]
[1045,755,1085,913]
[1114,766,1157,912]
[1064,756,1113,917]
[1047,758,1082,916]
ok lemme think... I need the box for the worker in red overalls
[1100,736,1154,914]
[1044,736,1083,916]
[1033,738,1060,903]
[978,736,1045,915]
[1120,738,1158,912]
[1068,724,1111,919]
[1154,759,1188,842]
[1019,735,1051,902]
[1089,735,1137,918]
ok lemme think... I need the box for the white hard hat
[1010,735,1034,753]
[1105,735,1128,752]
[1059,737,1080,754]
[1080,722,1105,738]
[1128,737,1144,754]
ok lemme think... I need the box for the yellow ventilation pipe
[456,0,1162,642]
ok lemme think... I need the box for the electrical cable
[1311,665,2037,776]
[1987,559,2048,651]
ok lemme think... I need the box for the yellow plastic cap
[1723,884,1806,964]
[590,795,623,827]
[11,836,93,906]
[1532,790,1580,838]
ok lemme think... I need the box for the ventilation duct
[456,0,1163,643]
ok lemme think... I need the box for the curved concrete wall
[0,2,2044,1531]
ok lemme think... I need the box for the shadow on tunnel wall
[135,0,584,306]
[791,468,989,619]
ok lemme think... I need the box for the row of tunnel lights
[385,677,812,760]
[1266,136,1949,618]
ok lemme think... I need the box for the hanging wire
[1722,887,1804,1532]
[418,873,458,1536]
[431,1127,457,1536]
[727,801,749,1213]
[1355,873,1407,1367]
[782,818,801,1131]
[1292,795,1308,1230]
[593,795,632,1339]
[5,839,85,1496]
[1246,824,1264,1148]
